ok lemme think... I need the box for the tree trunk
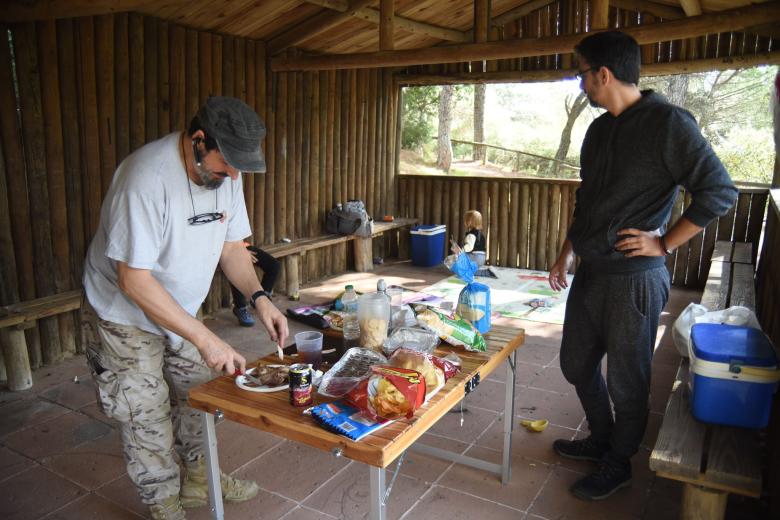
[437,85,454,172]
[666,74,689,107]
[473,83,486,163]
[553,91,588,175]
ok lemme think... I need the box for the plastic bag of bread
[388,348,460,400]
[347,365,426,421]
[416,307,487,352]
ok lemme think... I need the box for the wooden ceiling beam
[272,2,780,71]
[591,0,611,30]
[268,0,375,55]
[304,0,470,42]
[395,49,780,85]
[493,0,558,27]
[0,0,184,22]
[610,0,684,19]
[679,0,703,17]
[379,0,394,50]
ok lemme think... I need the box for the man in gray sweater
[548,31,737,501]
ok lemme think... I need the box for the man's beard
[587,93,601,108]
[195,163,226,190]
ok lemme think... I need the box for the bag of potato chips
[347,365,426,421]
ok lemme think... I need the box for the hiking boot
[180,458,259,508]
[571,458,632,501]
[149,496,186,520]
[553,436,609,462]
[233,306,255,327]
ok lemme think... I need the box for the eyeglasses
[575,67,593,81]
[188,212,224,225]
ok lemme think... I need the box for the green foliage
[401,86,439,149]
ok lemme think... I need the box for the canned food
[289,363,313,407]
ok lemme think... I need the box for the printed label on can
[289,363,313,407]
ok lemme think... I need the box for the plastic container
[411,225,447,267]
[689,323,780,428]
[342,285,360,351]
[358,292,391,351]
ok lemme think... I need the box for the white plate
[235,366,288,393]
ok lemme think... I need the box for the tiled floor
[0,262,770,519]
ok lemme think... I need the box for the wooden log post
[354,236,374,272]
[1,329,33,391]
[285,255,300,301]
[681,483,728,520]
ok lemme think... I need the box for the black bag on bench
[326,200,373,236]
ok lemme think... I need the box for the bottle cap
[345,284,353,290]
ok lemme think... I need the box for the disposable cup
[295,331,323,369]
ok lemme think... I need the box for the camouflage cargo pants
[81,303,213,504]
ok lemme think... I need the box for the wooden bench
[650,241,763,519]
[261,217,418,299]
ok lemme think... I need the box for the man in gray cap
[82,97,288,519]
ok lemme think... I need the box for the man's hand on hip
[614,228,664,257]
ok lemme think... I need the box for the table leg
[202,412,224,520]
[502,350,517,484]
[369,466,386,520]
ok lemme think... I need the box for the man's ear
[596,66,611,84]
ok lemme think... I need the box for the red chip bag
[347,365,426,421]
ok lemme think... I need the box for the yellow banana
[520,419,549,432]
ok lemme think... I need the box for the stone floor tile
[0,388,35,406]
[527,366,572,395]
[0,445,35,483]
[403,485,523,519]
[0,465,85,520]
[528,465,640,520]
[214,419,285,473]
[0,399,71,438]
[39,378,97,411]
[4,410,113,461]
[95,475,147,518]
[486,358,543,385]
[43,430,126,491]
[438,445,552,512]
[303,462,429,520]
[427,405,499,443]
[515,343,560,367]
[516,387,585,430]
[30,357,91,394]
[463,379,510,412]
[475,415,577,466]
[281,505,339,520]
[235,440,350,502]
[391,433,469,484]
[185,488,296,520]
[40,493,143,519]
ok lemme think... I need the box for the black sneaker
[571,459,632,501]
[233,306,255,327]
[552,437,609,462]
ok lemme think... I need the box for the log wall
[0,14,399,370]
[398,175,767,287]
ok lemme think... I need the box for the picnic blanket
[421,267,572,325]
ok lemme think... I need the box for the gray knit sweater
[567,90,738,273]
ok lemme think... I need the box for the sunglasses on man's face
[188,212,224,225]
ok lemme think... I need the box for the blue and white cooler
[689,323,780,428]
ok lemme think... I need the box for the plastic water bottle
[376,279,392,328]
[342,285,360,350]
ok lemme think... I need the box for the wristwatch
[659,235,673,256]
[250,290,271,307]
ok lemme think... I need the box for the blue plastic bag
[445,253,491,334]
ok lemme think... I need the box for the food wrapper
[347,365,426,421]
[318,348,387,397]
[388,348,459,400]
[416,307,487,352]
[382,327,439,356]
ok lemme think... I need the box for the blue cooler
[410,225,446,267]
[689,323,780,428]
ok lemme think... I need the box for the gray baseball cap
[196,96,266,173]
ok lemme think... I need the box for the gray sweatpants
[81,303,213,503]
[560,265,670,463]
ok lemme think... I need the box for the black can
[289,363,313,407]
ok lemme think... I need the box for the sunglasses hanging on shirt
[185,138,223,225]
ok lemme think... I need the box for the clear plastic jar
[357,292,390,351]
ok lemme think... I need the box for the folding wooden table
[189,324,525,520]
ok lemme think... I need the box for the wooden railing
[398,174,768,289]
[450,138,580,174]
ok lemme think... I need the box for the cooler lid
[691,323,777,367]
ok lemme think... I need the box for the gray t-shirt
[83,132,252,344]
